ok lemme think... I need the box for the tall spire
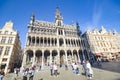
[76,22,82,36]
[55,7,63,26]
[55,7,62,20]
[30,13,35,25]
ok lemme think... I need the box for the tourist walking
[97,57,102,67]
[14,68,19,80]
[22,68,28,80]
[59,61,62,68]
[82,60,87,75]
[73,63,79,75]
[88,68,93,79]
[50,63,53,76]
[71,61,75,70]
[65,62,68,70]
[53,63,58,77]
[39,65,41,71]
[86,60,93,79]
[28,67,35,80]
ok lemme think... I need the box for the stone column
[75,39,77,46]
[50,38,52,46]
[46,38,48,46]
[70,39,72,47]
[4,62,9,74]
[32,50,36,66]
[21,52,27,72]
[71,51,73,61]
[42,50,44,69]
[53,39,54,46]
[56,28,60,64]
[35,36,36,46]
[22,53,27,66]
[57,38,59,47]
[63,29,65,36]
[57,28,59,46]
[76,50,80,62]
[65,50,68,63]
[50,50,52,64]
[43,37,44,46]
[39,37,41,46]
[57,50,60,64]
[30,36,32,46]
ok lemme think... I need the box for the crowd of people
[48,60,93,79]
[19,66,35,80]
[50,62,59,77]
[12,60,94,80]
[71,60,93,79]
[1,55,120,80]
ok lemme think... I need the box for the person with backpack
[29,67,35,80]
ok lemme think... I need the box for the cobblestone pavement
[3,62,120,80]
[33,65,120,80]
[99,61,120,73]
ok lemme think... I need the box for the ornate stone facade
[84,26,120,61]
[0,21,22,73]
[22,7,89,68]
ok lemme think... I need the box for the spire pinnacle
[30,12,35,25]
[55,7,63,26]
[55,7,62,20]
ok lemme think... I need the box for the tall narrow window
[59,30,60,35]
[4,46,10,55]
[0,46,3,55]
[1,37,6,44]
[4,31,8,34]
[58,21,61,26]
[8,37,13,44]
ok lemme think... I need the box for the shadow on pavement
[92,61,120,73]
[39,78,43,80]
[115,78,120,80]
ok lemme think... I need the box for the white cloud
[92,2,102,26]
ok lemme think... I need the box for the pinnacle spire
[55,7,63,26]
[55,7,62,19]
[30,12,35,25]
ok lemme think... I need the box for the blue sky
[0,0,120,48]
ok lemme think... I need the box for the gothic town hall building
[22,7,89,67]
